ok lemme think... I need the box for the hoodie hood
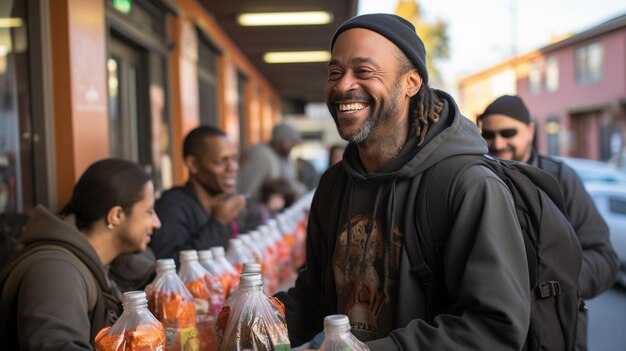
[342,89,487,181]
[20,205,104,270]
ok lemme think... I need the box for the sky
[358,0,626,91]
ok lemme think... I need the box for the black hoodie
[276,91,530,350]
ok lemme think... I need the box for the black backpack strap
[504,158,568,214]
[413,154,482,320]
[537,155,564,181]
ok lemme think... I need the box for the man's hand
[212,193,247,225]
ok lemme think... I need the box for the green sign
[113,0,132,15]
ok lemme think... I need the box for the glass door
[107,35,151,166]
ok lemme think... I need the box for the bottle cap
[155,258,176,273]
[198,249,213,261]
[324,314,350,329]
[179,250,198,262]
[123,291,148,308]
[211,246,226,257]
[239,273,263,287]
[242,262,262,274]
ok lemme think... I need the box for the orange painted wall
[50,0,109,209]
[168,16,201,184]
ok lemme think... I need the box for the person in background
[149,126,246,264]
[237,177,298,233]
[259,178,297,221]
[477,94,619,351]
[238,122,307,200]
[0,158,160,349]
[297,157,321,191]
[276,13,530,350]
[328,144,346,168]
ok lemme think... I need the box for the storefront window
[0,1,31,213]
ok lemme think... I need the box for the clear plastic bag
[318,315,369,351]
[145,259,199,351]
[178,250,221,351]
[95,291,165,351]
[211,246,240,298]
[218,273,290,351]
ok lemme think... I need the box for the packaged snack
[145,259,200,351]
[95,291,165,351]
[217,273,290,351]
[179,250,221,350]
[211,246,239,297]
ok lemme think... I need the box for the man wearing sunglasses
[478,95,619,351]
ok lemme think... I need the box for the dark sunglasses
[481,128,519,140]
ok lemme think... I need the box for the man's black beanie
[478,95,531,125]
[330,13,429,85]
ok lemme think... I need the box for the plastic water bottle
[318,314,369,351]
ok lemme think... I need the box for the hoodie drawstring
[343,180,355,269]
[343,177,398,304]
[356,186,383,288]
[383,178,397,303]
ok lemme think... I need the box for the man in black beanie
[479,94,619,351]
[275,13,530,350]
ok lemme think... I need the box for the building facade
[459,14,626,163]
[0,0,308,215]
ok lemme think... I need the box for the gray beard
[343,100,400,146]
[344,114,378,145]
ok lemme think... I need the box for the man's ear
[406,69,422,97]
[528,122,536,143]
[184,155,199,175]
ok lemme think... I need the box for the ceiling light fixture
[238,11,332,26]
[263,51,331,64]
[0,18,23,28]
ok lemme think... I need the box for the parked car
[556,157,626,286]
[556,157,626,186]
[583,183,626,287]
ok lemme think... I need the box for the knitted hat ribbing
[478,95,531,125]
[331,13,429,85]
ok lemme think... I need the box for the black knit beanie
[331,13,429,85]
[478,95,530,125]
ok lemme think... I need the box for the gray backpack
[0,242,120,346]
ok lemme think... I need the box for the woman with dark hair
[0,158,161,350]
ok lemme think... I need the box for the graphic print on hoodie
[333,197,404,341]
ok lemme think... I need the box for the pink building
[459,14,626,162]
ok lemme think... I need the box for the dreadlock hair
[397,55,444,146]
[410,85,444,146]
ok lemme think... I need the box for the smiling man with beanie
[275,14,530,350]
[479,94,619,351]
